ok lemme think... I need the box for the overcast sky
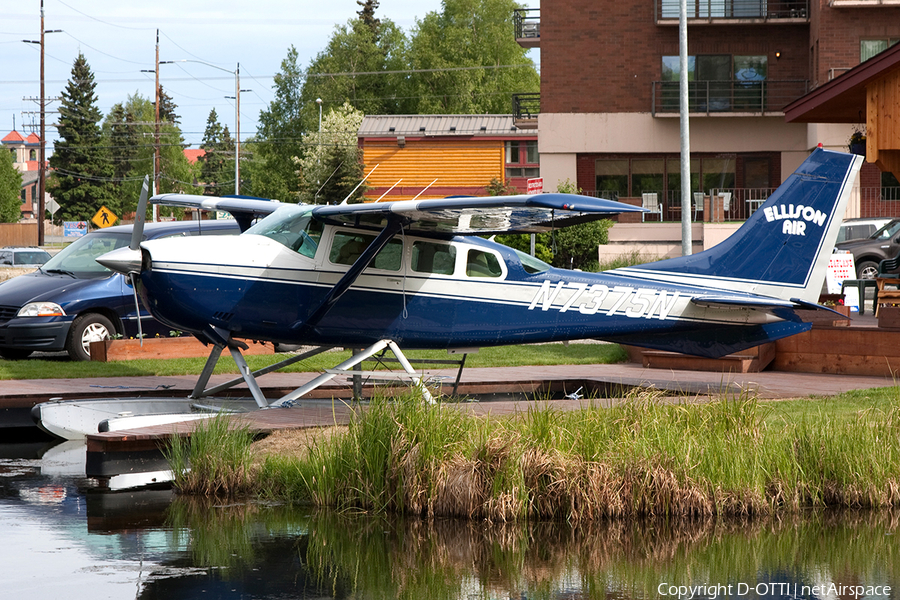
[1,0,538,152]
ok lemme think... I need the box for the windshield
[514,248,551,274]
[41,232,132,277]
[872,220,900,240]
[245,207,322,258]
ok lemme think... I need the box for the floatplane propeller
[47,148,860,440]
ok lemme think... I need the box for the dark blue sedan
[0,219,239,360]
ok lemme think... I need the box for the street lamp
[22,0,61,246]
[160,59,249,195]
[315,98,322,203]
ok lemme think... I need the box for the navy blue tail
[615,148,863,302]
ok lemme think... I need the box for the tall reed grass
[164,414,256,497]
[204,388,900,520]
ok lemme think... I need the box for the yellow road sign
[91,206,118,228]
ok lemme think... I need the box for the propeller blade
[130,175,149,251]
[130,273,144,345]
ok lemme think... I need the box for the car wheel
[0,348,33,360]
[66,314,115,361]
[857,260,879,280]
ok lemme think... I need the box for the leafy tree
[296,102,366,204]
[198,109,235,196]
[495,179,613,270]
[103,92,192,216]
[0,150,22,223]
[250,47,306,201]
[301,18,412,123]
[48,53,117,222]
[408,0,540,113]
[485,176,516,196]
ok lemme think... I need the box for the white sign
[526,177,543,195]
[826,251,856,294]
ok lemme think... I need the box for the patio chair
[875,251,900,316]
[641,193,661,222]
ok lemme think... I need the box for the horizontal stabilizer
[604,321,811,359]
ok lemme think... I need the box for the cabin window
[412,241,456,275]
[247,209,323,258]
[465,249,503,278]
[329,232,402,271]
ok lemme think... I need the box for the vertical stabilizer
[612,148,863,302]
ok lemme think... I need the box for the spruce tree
[199,109,232,196]
[0,150,23,223]
[49,53,117,222]
[157,85,180,125]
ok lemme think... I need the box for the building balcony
[651,79,809,116]
[828,0,900,7]
[512,92,540,129]
[514,8,540,48]
[656,0,809,23]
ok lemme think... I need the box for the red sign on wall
[526,177,543,195]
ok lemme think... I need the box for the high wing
[151,192,646,236]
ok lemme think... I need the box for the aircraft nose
[96,246,143,274]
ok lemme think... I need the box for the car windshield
[872,220,900,240]
[41,232,132,277]
[13,250,51,266]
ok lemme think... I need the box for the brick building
[1,130,42,220]
[517,0,900,220]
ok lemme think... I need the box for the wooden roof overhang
[783,43,900,178]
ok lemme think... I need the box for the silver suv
[0,247,52,268]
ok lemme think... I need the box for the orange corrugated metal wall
[362,140,504,201]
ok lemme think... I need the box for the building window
[594,155,742,198]
[861,38,900,63]
[883,171,900,201]
[661,55,768,112]
[29,149,36,161]
[631,159,665,197]
[505,140,539,179]
[595,160,628,199]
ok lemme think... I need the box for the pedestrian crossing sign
[92,206,118,228]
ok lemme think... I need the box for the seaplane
[33,148,862,439]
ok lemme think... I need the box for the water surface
[0,440,897,599]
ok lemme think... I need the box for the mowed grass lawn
[0,342,628,380]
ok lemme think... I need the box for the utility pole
[165,59,248,195]
[679,0,692,256]
[154,29,161,201]
[224,63,244,194]
[22,1,60,246]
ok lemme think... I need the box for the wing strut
[188,337,434,408]
[269,339,434,406]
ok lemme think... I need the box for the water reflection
[0,444,897,599]
[160,500,899,600]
